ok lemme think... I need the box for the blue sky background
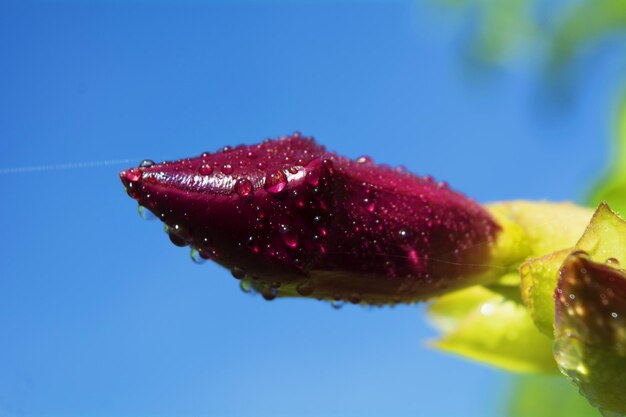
[0,1,622,416]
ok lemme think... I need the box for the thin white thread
[0,158,136,174]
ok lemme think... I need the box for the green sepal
[521,203,626,336]
[427,283,558,374]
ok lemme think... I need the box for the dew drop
[198,247,213,260]
[611,312,619,318]
[348,293,362,304]
[190,248,206,264]
[231,266,246,280]
[279,224,299,249]
[221,164,234,175]
[296,280,315,296]
[139,159,155,168]
[199,164,214,175]
[247,151,258,159]
[240,280,253,294]
[606,257,620,266]
[137,205,156,220]
[123,168,142,183]
[262,287,277,301]
[264,170,288,195]
[245,236,260,253]
[356,155,373,164]
[306,170,320,186]
[222,145,233,153]
[234,178,253,198]
[554,337,588,383]
[330,300,345,310]
[169,224,191,247]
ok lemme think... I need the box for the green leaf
[427,283,558,374]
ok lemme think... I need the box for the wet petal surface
[120,134,500,304]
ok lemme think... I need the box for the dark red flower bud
[120,134,500,304]
[556,252,626,352]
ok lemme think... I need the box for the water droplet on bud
[264,170,288,195]
[262,287,277,301]
[123,168,142,183]
[306,170,320,186]
[231,266,246,280]
[190,248,206,264]
[296,280,315,296]
[348,293,362,304]
[235,178,253,198]
[169,224,191,247]
[356,155,373,164]
[279,224,299,249]
[138,205,156,220]
[199,164,214,175]
[240,280,253,293]
[221,164,234,175]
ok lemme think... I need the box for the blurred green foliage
[437,0,626,216]
[508,375,598,417]
[428,1,626,415]
[588,98,626,216]
[436,0,626,69]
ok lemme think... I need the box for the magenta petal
[120,134,500,304]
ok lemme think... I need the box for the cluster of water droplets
[124,132,499,307]
[128,134,341,303]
